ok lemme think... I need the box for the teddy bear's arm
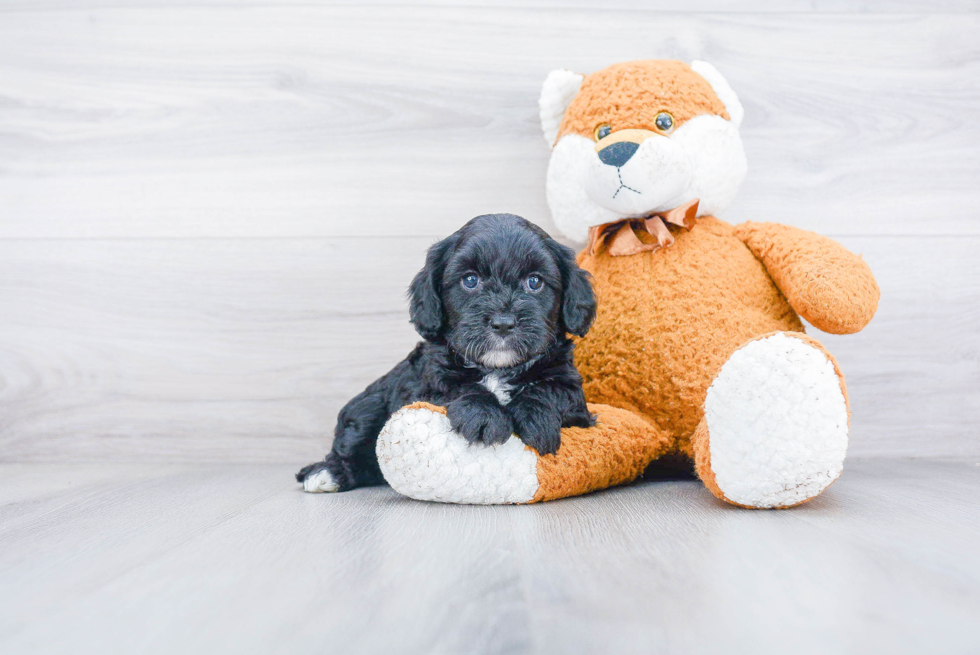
[732,222,880,334]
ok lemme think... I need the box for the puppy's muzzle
[490,313,516,336]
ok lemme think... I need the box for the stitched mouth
[611,167,641,199]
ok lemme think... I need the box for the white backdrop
[0,1,977,462]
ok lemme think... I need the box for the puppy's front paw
[509,402,562,455]
[447,397,514,446]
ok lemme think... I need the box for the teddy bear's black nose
[598,140,639,167]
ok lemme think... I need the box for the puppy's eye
[461,274,479,290]
[655,112,674,133]
[594,123,612,141]
[526,275,543,292]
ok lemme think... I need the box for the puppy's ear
[408,235,458,341]
[547,240,597,337]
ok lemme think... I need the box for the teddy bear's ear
[690,61,744,129]
[539,69,585,147]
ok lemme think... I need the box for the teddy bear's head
[539,60,747,243]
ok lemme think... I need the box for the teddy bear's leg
[691,332,850,509]
[376,402,671,504]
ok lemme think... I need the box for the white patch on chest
[480,374,515,405]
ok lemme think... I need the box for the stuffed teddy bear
[375,59,879,508]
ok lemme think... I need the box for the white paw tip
[377,407,539,505]
[303,469,340,493]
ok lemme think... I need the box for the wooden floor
[1,458,977,654]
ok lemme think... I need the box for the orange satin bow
[586,198,700,257]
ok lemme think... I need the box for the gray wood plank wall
[1,3,977,462]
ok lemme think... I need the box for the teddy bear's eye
[594,123,612,141]
[655,112,674,132]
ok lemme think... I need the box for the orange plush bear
[375,60,879,508]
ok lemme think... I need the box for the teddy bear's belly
[574,217,803,456]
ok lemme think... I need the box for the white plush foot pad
[303,469,340,493]
[705,333,849,508]
[376,406,539,504]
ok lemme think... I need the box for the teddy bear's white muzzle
[583,134,693,217]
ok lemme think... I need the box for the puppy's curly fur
[297,214,597,492]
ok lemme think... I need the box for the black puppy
[296,214,597,493]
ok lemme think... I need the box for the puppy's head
[409,214,595,368]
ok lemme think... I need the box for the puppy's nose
[490,314,516,336]
[598,140,639,167]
